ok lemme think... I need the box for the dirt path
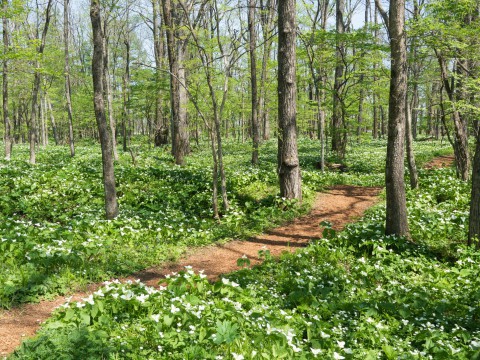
[0,155,454,357]
[424,154,455,169]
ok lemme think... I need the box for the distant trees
[0,0,480,243]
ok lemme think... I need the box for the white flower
[232,353,244,360]
[320,331,330,338]
[311,348,322,356]
[82,295,94,305]
[136,293,149,303]
[333,352,345,360]
[151,314,161,323]
[291,344,302,352]
[170,304,180,313]
[337,340,345,349]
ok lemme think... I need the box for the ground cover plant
[0,138,449,309]
[9,155,480,359]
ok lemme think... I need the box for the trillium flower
[82,295,94,305]
[333,352,345,360]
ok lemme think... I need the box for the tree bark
[406,98,418,189]
[103,33,119,161]
[278,0,302,201]
[162,0,190,165]
[385,0,409,237]
[153,0,168,146]
[122,23,131,153]
[29,0,53,164]
[435,51,470,181]
[46,94,59,145]
[259,0,275,141]
[469,129,480,248]
[64,0,75,157]
[249,0,260,165]
[2,0,11,160]
[331,0,346,159]
[90,0,119,220]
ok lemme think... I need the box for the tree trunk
[372,4,379,140]
[278,0,302,201]
[406,98,418,189]
[122,29,131,153]
[46,95,59,145]
[332,0,346,159]
[90,0,119,220]
[435,51,470,181]
[29,0,53,164]
[259,0,275,140]
[103,35,119,161]
[249,0,260,165]
[153,0,168,146]
[2,0,12,160]
[64,0,75,157]
[162,0,190,165]
[385,0,409,237]
[469,129,480,248]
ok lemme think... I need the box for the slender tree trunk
[249,0,260,165]
[278,0,302,201]
[90,0,119,220]
[153,0,168,146]
[29,0,53,164]
[385,0,409,237]
[406,98,418,189]
[64,0,75,157]
[435,51,470,180]
[357,0,369,142]
[41,95,47,147]
[469,129,480,248]
[372,1,379,139]
[332,0,346,159]
[122,29,131,152]
[259,0,275,140]
[46,95,59,145]
[2,0,12,160]
[103,35,119,161]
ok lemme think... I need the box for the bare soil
[0,154,454,357]
[424,154,455,169]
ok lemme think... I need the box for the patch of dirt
[424,155,455,169]
[0,185,381,357]
[135,185,382,285]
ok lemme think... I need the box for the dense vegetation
[4,139,479,359]
[1,137,446,309]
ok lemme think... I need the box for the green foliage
[11,165,480,359]
[6,138,476,359]
[0,139,451,308]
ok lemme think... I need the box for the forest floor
[0,154,454,357]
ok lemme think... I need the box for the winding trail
[0,154,454,357]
